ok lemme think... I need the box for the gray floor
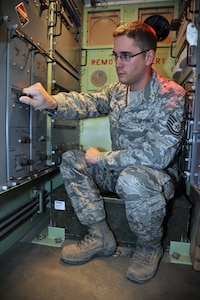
[0,239,200,300]
[0,192,199,300]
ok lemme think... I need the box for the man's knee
[116,166,144,198]
[62,149,75,161]
[116,165,164,199]
[60,150,84,178]
[61,149,83,166]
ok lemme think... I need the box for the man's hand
[85,147,100,164]
[19,82,57,110]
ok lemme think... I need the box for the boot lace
[77,228,96,249]
[133,246,160,265]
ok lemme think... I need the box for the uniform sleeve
[97,88,186,170]
[44,85,114,119]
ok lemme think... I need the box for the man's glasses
[110,49,151,62]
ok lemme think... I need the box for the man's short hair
[113,21,157,52]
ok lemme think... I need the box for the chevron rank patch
[166,115,184,137]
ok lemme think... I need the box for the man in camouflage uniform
[20,21,186,283]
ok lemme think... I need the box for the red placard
[15,2,29,27]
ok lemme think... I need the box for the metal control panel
[172,0,200,186]
[0,0,83,191]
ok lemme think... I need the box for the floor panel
[0,242,199,300]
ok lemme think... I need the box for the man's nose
[115,57,124,67]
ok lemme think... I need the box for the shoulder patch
[166,115,184,137]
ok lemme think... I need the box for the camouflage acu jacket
[51,68,186,174]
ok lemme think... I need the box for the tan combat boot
[126,244,163,284]
[61,220,116,264]
[125,197,165,284]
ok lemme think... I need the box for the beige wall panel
[87,11,120,46]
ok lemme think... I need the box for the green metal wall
[0,170,62,255]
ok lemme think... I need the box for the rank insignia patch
[166,115,184,137]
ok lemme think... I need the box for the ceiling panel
[84,0,174,7]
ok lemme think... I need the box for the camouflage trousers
[60,150,175,245]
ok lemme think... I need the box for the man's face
[113,35,153,91]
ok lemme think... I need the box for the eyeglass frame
[110,49,152,62]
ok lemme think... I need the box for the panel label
[54,200,65,211]
[15,2,29,27]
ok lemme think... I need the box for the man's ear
[145,49,155,65]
